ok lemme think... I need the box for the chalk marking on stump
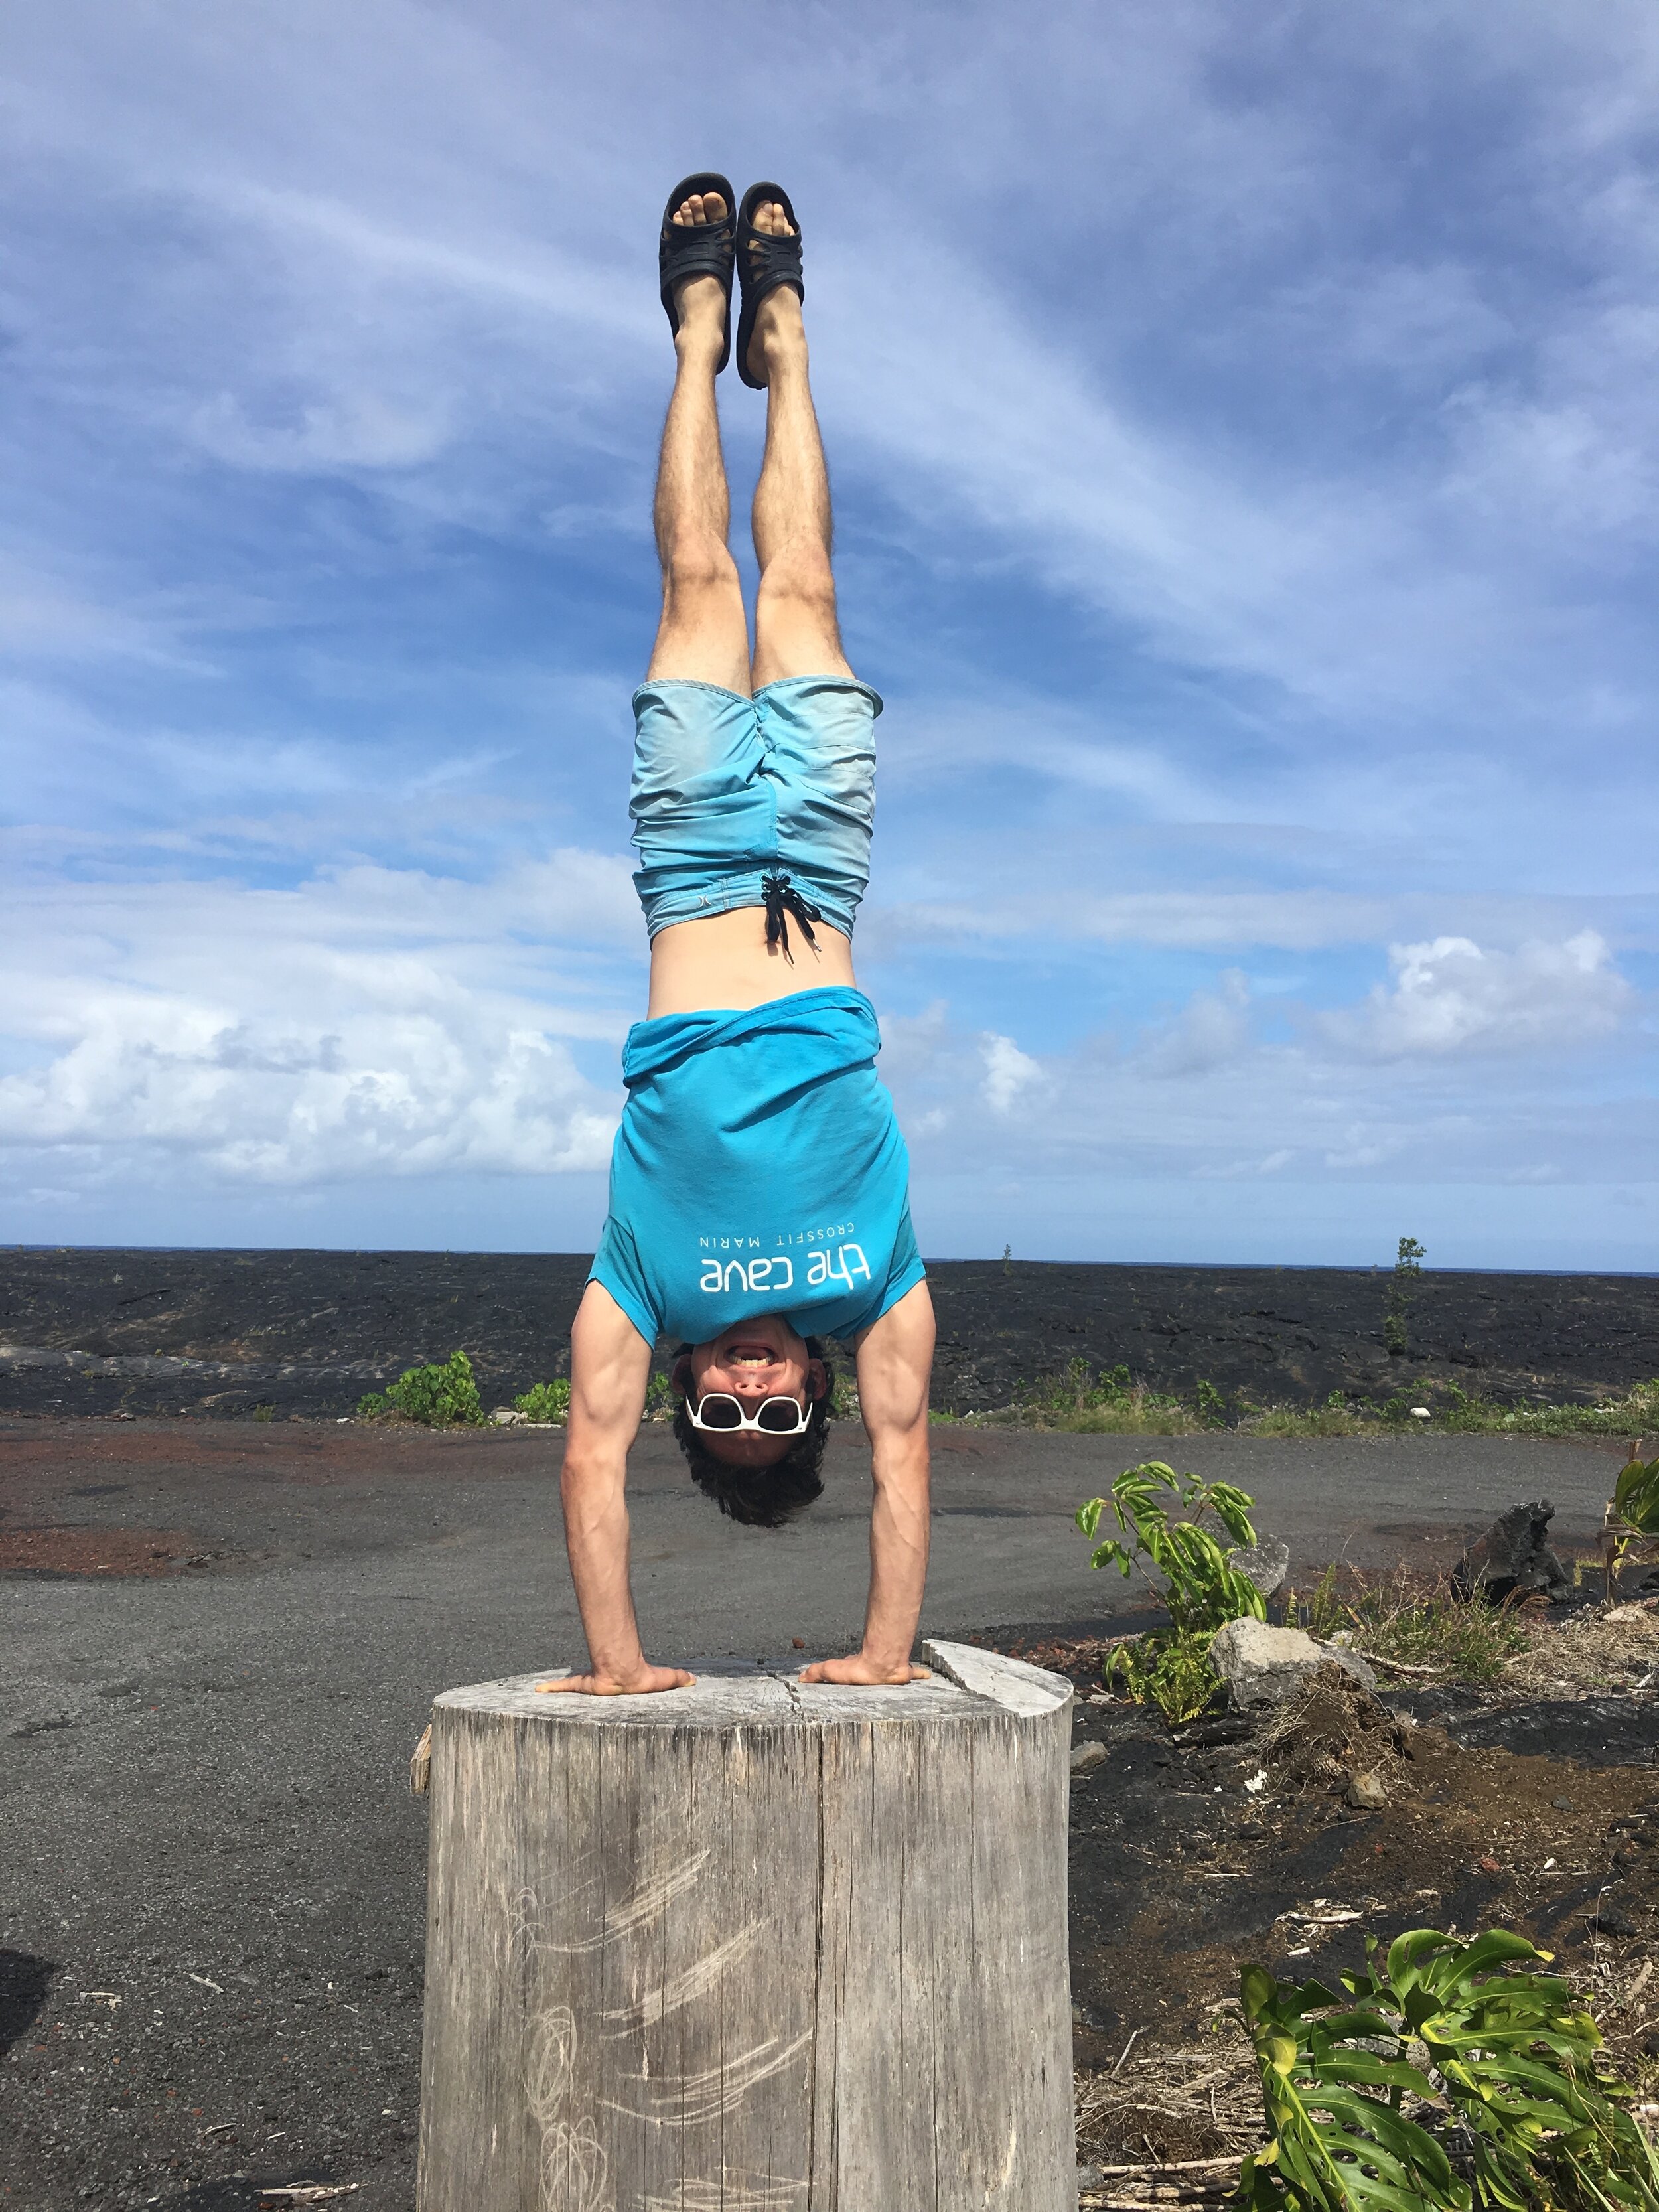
[599,1921,764,2035]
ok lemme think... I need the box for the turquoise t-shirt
[590,986,924,1347]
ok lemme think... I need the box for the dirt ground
[976,1603,1659,2203]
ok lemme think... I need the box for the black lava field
[2,1247,1655,1418]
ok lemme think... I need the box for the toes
[673,192,727,229]
[702,191,727,223]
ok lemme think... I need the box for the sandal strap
[737,183,804,306]
[741,226,803,300]
[660,228,734,281]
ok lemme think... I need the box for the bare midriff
[646,907,858,1019]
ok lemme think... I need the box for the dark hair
[671,1339,834,1529]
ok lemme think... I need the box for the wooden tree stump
[417,1639,1074,2211]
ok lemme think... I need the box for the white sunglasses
[687,1390,811,1437]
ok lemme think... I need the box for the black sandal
[735,182,804,390]
[658,171,737,373]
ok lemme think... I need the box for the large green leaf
[1613,1453,1659,1534]
[1237,1936,1659,2212]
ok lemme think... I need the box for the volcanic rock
[1226,1538,1291,1597]
[1451,1499,1571,1603]
[1211,1617,1376,1707]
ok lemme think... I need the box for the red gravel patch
[0,1524,218,1576]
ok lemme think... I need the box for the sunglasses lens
[757,1398,803,1434]
[697,1394,743,1430]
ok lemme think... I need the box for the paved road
[0,1417,1626,2210]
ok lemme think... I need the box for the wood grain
[417,1641,1074,2211]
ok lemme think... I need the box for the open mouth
[722,1339,780,1368]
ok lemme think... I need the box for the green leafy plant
[1235,1927,1659,2212]
[1613,1453,1659,1537]
[514,1378,571,1424]
[644,1372,674,1420]
[1107,1629,1224,1726]
[252,1402,275,1424]
[1196,1378,1228,1427]
[357,1349,485,1428]
[1076,1463,1263,1722]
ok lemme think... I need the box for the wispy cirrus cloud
[3,0,1658,1261]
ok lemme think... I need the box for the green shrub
[357,1350,485,1428]
[1077,1462,1263,1722]
[1236,1927,1659,2212]
[514,1378,571,1425]
[1014,1358,1206,1434]
[1106,1629,1224,1726]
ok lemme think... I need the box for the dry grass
[1076,2022,1264,2202]
[1500,1595,1659,1696]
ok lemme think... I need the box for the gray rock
[1228,1538,1290,1597]
[491,1407,526,1426]
[1070,1739,1108,1775]
[1211,1617,1378,1708]
[1451,1499,1572,1603]
[1346,1769,1388,1810]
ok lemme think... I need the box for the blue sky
[3,1,1657,1267]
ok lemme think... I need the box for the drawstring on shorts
[762,871,822,964]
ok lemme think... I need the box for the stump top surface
[433,1638,1071,1729]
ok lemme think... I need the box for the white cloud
[1321,932,1634,1059]
[980,1032,1043,1115]
[0,995,615,1182]
[0,851,638,1187]
[1137,970,1251,1077]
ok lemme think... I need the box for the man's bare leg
[746,202,855,690]
[645,190,751,693]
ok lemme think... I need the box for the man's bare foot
[745,200,803,386]
[534,1664,697,1697]
[798,1656,932,1688]
[670,189,728,340]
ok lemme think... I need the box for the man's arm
[536,1280,695,1698]
[800,1279,935,1688]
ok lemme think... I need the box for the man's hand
[798,1654,932,1687]
[535,1664,697,1698]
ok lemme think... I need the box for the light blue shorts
[629,675,882,941]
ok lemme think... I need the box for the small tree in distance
[1383,1235,1425,1357]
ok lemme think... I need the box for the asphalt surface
[0,1416,1631,2209]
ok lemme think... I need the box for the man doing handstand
[540,175,936,1700]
